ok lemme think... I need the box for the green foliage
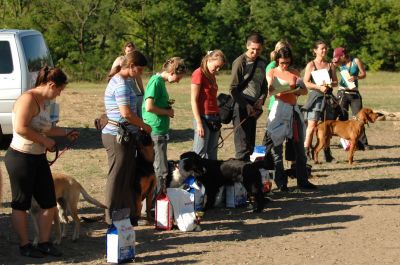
[1,0,399,80]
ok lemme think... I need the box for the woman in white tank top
[4,66,79,258]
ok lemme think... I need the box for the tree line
[1,0,399,81]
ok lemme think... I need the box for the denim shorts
[304,99,323,121]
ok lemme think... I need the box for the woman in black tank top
[303,40,338,162]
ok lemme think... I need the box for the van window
[0,41,13,74]
[21,35,53,72]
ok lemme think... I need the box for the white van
[0,29,54,141]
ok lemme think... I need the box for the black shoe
[37,242,62,257]
[298,182,318,190]
[19,243,45,258]
[364,145,373,150]
[357,142,365,151]
[279,185,289,192]
[323,148,336,163]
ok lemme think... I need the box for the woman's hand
[196,121,204,138]
[166,108,175,118]
[319,85,329,93]
[348,76,358,82]
[44,137,56,152]
[141,123,152,134]
[66,129,79,142]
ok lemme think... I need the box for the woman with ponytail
[5,66,79,258]
[191,50,226,160]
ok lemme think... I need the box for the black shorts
[4,148,56,211]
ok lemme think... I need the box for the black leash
[46,130,78,166]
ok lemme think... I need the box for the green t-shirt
[142,74,170,135]
[266,61,277,111]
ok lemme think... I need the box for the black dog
[178,152,265,212]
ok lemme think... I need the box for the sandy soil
[1,116,400,265]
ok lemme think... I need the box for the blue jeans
[193,119,220,160]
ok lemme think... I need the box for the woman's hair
[162,57,187,75]
[275,46,293,66]
[108,51,148,80]
[312,40,327,56]
[35,66,68,87]
[123,41,136,52]
[200,50,226,84]
[270,39,292,61]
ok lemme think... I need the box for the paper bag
[226,182,248,208]
[155,191,173,230]
[107,208,135,264]
[167,188,197,232]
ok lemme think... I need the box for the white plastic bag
[167,188,197,232]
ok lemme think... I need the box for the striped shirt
[102,75,137,135]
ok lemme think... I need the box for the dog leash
[46,130,78,166]
[215,109,261,150]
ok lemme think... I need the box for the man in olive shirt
[230,32,267,161]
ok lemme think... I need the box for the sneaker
[279,185,289,192]
[37,242,62,257]
[298,182,318,190]
[364,145,373,150]
[19,243,45,258]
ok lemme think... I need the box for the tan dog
[32,173,107,245]
[312,108,383,164]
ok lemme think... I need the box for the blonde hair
[200,50,226,84]
[162,57,187,75]
[270,40,292,61]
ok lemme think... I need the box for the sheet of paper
[270,76,293,96]
[340,70,356,89]
[311,69,331,86]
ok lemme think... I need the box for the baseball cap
[333,47,345,59]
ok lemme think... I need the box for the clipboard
[311,69,331,86]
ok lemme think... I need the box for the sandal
[37,242,63,257]
[19,243,45,258]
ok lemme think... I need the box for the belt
[107,119,130,127]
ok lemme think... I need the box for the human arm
[191,83,204,137]
[144,98,174,118]
[348,58,366,82]
[229,57,250,109]
[119,105,152,133]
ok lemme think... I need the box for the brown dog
[32,173,107,245]
[312,108,383,164]
[134,131,156,225]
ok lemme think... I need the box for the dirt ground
[1,117,399,265]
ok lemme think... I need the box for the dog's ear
[357,108,369,124]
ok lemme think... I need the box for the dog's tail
[78,184,107,209]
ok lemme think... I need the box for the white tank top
[10,94,52,154]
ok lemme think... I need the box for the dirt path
[1,119,400,265]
